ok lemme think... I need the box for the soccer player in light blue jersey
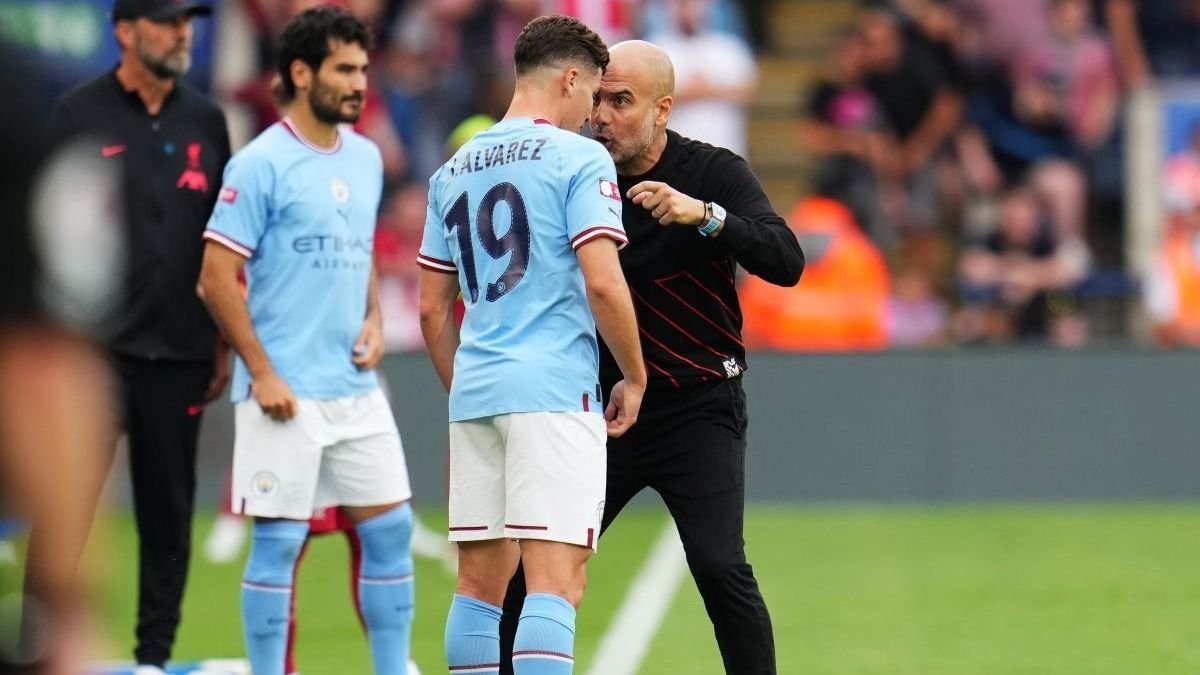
[197,8,415,675]
[419,15,647,675]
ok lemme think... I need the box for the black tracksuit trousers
[113,355,212,668]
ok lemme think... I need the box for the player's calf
[242,520,309,675]
[446,540,521,675]
[355,502,415,675]
[511,541,591,674]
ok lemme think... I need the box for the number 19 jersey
[418,117,628,422]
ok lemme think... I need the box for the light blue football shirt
[205,118,382,402]
[419,117,627,422]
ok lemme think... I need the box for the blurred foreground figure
[0,42,123,675]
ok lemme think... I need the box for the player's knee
[356,502,413,575]
[687,549,747,588]
[524,560,588,608]
[565,576,586,609]
[244,520,308,586]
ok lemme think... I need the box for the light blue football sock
[512,593,576,674]
[241,520,308,675]
[445,593,502,674]
[356,503,414,675]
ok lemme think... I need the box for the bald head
[608,40,674,99]
[591,40,676,174]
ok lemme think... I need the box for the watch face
[712,203,726,220]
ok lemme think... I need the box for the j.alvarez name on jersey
[448,137,548,178]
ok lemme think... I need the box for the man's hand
[204,340,231,402]
[352,319,385,371]
[604,379,645,437]
[252,372,297,421]
[627,181,706,226]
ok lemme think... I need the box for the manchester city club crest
[330,177,350,204]
[250,471,279,498]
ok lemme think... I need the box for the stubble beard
[612,110,658,173]
[138,40,190,79]
[310,80,361,125]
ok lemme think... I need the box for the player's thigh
[448,417,507,543]
[232,400,324,520]
[315,390,412,512]
[502,411,606,550]
[457,538,522,605]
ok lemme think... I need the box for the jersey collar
[280,116,343,154]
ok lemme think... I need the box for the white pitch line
[584,520,688,675]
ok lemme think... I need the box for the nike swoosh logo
[608,207,620,218]
[101,144,126,157]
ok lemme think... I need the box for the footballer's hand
[604,379,645,437]
[252,372,297,421]
[352,320,385,371]
[627,181,706,226]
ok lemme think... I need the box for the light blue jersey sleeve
[565,141,626,251]
[417,168,457,273]
[205,152,274,257]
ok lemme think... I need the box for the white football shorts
[448,411,606,550]
[232,388,412,520]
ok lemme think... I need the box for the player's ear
[655,95,674,127]
[563,66,580,97]
[289,58,312,92]
[113,20,136,51]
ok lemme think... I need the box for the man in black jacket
[45,1,230,671]
[499,39,803,674]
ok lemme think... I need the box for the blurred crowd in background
[791,0,1200,351]
[9,0,1200,352]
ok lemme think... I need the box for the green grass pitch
[7,505,1200,674]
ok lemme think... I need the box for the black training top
[598,130,805,394]
[48,70,230,362]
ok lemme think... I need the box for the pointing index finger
[626,181,664,199]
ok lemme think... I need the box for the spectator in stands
[651,0,758,158]
[740,197,890,351]
[964,0,1114,270]
[1144,124,1200,346]
[887,261,949,347]
[1104,0,1200,88]
[379,6,445,183]
[956,185,1085,343]
[857,3,963,249]
[955,0,1050,69]
[799,30,893,242]
[1012,0,1120,154]
[892,0,967,84]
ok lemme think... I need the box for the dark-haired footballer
[197,7,415,675]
